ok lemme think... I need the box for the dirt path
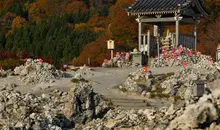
[84,66,181,109]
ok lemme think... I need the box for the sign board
[140,44,148,52]
[154,25,158,37]
[107,40,115,49]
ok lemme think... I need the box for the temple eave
[128,10,178,16]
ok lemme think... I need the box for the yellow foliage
[75,23,91,31]
[93,27,105,33]
[6,16,26,37]
[11,16,27,29]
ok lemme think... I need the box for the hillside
[0,0,219,67]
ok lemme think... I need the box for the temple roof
[127,0,208,17]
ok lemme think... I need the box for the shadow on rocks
[52,114,75,129]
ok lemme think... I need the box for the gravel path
[0,66,181,109]
[85,66,181,109]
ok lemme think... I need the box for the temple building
[127,0,209,65]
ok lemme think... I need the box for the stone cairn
[14,59,64,85]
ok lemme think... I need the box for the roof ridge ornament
[156,15,162,18]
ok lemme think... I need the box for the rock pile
[14,59,63,84]
[118,68,153,94]
[0,70,7,78]
[119,52,220,103]
[150,46,213,68]
[159,59,220,102]
[72,65,92,79]
[75,93,220,130]
[0,81,110,129]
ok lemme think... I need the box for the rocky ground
[76,93,220,130]
[0,81,111,129]
[14,59,64,85]
[1,54,220,129]
[75,54,220,130]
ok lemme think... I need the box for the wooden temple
[126,0,209,65]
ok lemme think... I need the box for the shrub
[0,59,24,70]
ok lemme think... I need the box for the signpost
[107,40,115,60]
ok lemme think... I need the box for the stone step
[110,98,147,103]
[113,102,149,107]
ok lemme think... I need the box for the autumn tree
[63,0,88,14]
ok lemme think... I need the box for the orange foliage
[73,33,110,66]
[63,0,87,14]
[0,0,16,11]
[74,0,138,66]
[27,2,48,23]
[6,16,27,36]
[108,10,137,44]
[74,14,107,32]
[2,12,17,33]
[11,16,27,29]
[107,0,137,44]
[197,17,220,58]
[75,23,91,31]
[27,0,72,23]
[108,0,136,19]
[87,14,107,28]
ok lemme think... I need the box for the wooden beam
[137,17,195,24]
[181,18,196,24]
[139,17,178,22]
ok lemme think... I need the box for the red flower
[183,61,188,67]
[143,66,148,72]
[104,59,108,63]
[39,58,43,63]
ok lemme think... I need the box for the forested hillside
[0,0,219,66]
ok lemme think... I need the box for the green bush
[0,59,24,70]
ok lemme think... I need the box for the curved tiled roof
[127,0,194,15]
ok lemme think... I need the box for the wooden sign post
[107,40,115,59]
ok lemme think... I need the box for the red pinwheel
[143,66,148,72]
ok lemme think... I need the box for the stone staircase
[104,95,169,110]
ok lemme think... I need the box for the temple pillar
[194,23,197,50]
[138,20,142,51]
[175,15,180,47]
